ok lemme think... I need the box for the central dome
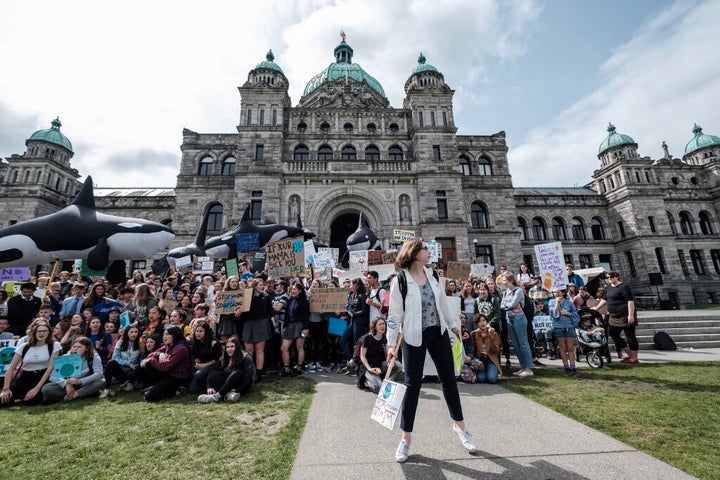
[302,35,386,98]
[27,117,73,152]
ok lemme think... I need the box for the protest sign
[367,250,385,266]
[318,247,339,265]
[309,288,349,313]
[327,316,347,336]
[371,372,407,430]
[304,240,316,265]
[0,340,19,376]
[265,238,304,277]
[381,251,397,265]
[426,241,440,263]
[313,250,335,270]
[446,261,471,281]
[235,233,260,254]
[534,242,567,291]
[225,258,239,278]
[0,267,31,282]
[470,263,494,279]
[374,264,397,281]
[119,311,131,329]
[214,289,251,315]
[392,229,415,243]
[349,251,368,271]
[335,269,365,284]
[51,354,82,380]
[193,256,214,274]
[252,251,266,273]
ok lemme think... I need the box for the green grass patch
[502,362,720,480]
[0,376,314,480]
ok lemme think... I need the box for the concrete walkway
[291,348,719,480]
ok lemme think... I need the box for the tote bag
[370,334,406,430]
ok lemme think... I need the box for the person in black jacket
[241,278,274,381]
[279,282,310,376]
[7,282,42,336]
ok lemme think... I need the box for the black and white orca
[0,177,175,271]
[346,213,381,251]
[166,209,210,267]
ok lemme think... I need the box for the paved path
[291,348,719,480]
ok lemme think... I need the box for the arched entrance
[330,212,362,267]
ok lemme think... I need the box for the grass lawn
[0,376,315,480]
[502,361,720,480]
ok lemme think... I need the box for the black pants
[609,324,639,351]
[103,359,130,387]
[401,326,463,433]
[206,369,254,397]
[0,369,46,407]
[140,364,189,402]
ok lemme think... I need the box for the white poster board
[534,242,567,291]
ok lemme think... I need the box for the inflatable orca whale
[203,206,310,259]
[0,176,175,271]
[166,209,210,267]
[346,213,381,251]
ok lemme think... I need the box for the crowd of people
[0,253,637,410]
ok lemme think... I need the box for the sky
[1,0,718,189]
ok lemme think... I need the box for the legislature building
[2,36,720,306]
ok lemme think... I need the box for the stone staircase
[633,310,720,350]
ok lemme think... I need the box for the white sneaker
[452,423,479,453]
[197,394,217,404]
[512,370,523,376]
[225,392,241,402]
[98,389,110,399]
[517,369,534,377]
[124,382,135,392]
[314,362,324,372]
[395,439,410,463]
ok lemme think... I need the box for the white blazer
[387,267,458,348]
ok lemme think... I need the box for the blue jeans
[506,311,533,368]
[475,357,499,384]
[340,322,367,361]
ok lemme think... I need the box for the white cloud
[509,0,720,187]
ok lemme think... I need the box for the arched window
[365,145,380,161]
[470,202,489,229]
[518,217,528,241]
[297,122,307,133]
[206,204,223,233]
[343,123,353,133]
[699,211,714,235]
[341,145,357,160]
[221,156,236,176]
[591,217,605,240]
[293,145,309,161]
[478,156,492,175]
[198,156,213,176]
[532,217,547,241]
[389,123,399,133]
[459,156,471,176]
[388,145,403,161]
[572,217,586,240]
[667,211,677,235]
[679,211,694,235]
[552,216,566,240]
[320,122,330,133]
[317,144,333,161]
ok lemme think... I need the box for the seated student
[577,315,606,347]
[358,317,402,393]
[168,309,192,338]
[197,338,255,403]
[60,313,87,354]
[139,326,193,402]
[469,314,502,384]
[532,301,556,359]
[189,303,210,333]
[85,317,113,366]
[141,306,165,351]
[100,324,142,397]
[188,323,222,394]
[0,317,15,340]
[1,320,60,407]
[42,337,105,403]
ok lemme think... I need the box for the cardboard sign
[392,229,415,243]
[371,377,407,430]
[0,267,31,282]
[381,251,397,265]
[446,261,471,281]
[214,289,252,315]
[534,242,567,291]
[193,256,214,274]
[532,315,553,331]
[51,354,82,380]
[470,263,494,279]
[367,250,385,266]
[349,250,368,271]
[266,238,305,278]
[235,233,260,254]
[309,288,349,313]
[0,340,20,376]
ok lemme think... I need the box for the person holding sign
[241,279,274,382]
[549,288,581,376]
[279,282,310,377]
[1,320,60,406]
[42,337,105,403]
[386,238,478,463]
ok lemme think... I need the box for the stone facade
[2,40,719,306]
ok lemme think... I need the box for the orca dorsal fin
[240,205,252,223]
[72,176,96,210]
[358,212,369,228]
[296,214,303,229]
[194,208,211,246]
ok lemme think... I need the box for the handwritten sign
[235,233,260,254]
[252,251,266,273]
[381,251,397,265]
[265,237,304,278]
[0,267,31,282]
[51,354,82,380]
[349,251,368,271]
[313,250,335,270]
[214,289,252,315]
[532,315,553,331]
[309,288,349,313]
[534,242,567,292]
[470,263,494,279]
[304,240,316,265]
[0,340,19,376]
[393,229,415,243]
[367,250,385,266]
[193,256,214,274]
[426,241,440,263]
[318,247,339,264]
[225,258,239,278]
[446,261,471,281]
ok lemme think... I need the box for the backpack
[352,333,369,365]
[371,288,388,315]
[653,331,677,351]
[397,269,440,311]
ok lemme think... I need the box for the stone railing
[283,160,412,174]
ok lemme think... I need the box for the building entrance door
[330,212,360,267]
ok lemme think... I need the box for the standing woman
[549,289,580,376]
[386,238,478,463]
[346,278,370,346]
[279,282,310,376]
[1,320,60,407]
[216,276,242,342]
[499,273,534,377]
[517,263,533,286]
[82,283,123,324]
[605,271,638,364]
[241,278,274,382]
[486,278,510,368]
[460,282,476,331]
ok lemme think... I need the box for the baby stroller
[575,307,611,368]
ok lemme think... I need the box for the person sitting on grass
[197,338,255,403]
[188,323,222,394]
[140,326,193,402]
[469,314,502,384]
[358,317,402,393]
[85,317,112,366]
[100,324,142,397]
[41,337,105,403]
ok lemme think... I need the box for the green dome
[411,53,439,74]
[255,49,283,73]
[598,123,635,154]
[684,123,720,155]
[27,117,73,152]
[303,36,386,98]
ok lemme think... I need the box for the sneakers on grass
[225,392,241,402]
[98,388,110,399]
[197,394,217,404]
[452,423,479,453]
[395,439,410,463]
